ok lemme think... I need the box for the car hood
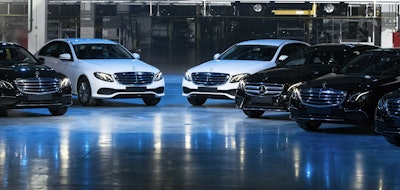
[79,59,160,73]
[0,63,65,80]
[246,65,333,84]
[301,72,398,92]
[187,59,275,75]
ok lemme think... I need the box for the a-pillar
[27,0,47,53]
[80,2,95,38]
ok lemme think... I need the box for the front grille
[114,72,154,85]
[15,78,60,94]
[300,88,346,107]
[245,82,284,96]
[192,72,229,86]
[387,98,400,117]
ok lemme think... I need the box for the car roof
[52,38,118,45]
[236,39,309,46]
[368,48,400,53]
[311,43,378,49]
[0,41,21,46]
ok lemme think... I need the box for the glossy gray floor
[0,74,399,190]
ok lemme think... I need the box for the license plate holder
[126,87,146,92]
[307,106,332,115]
[28,94,52,101]
[198,87,217,92]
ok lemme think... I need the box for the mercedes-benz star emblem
[35,71,40,78]
[259,85,267,95]
[322,81,327,89]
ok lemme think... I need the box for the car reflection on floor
[0,74,396,190]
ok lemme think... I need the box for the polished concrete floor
[1,74,400,190]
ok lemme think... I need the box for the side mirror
[213,53,221,60]
[133,53,140,59]
[278,55,288,62]
[59,53,72,61]
[38,57,45,64]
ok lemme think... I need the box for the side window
[279,43,308,58]
[58,42,72,55]
[38,42,59,58]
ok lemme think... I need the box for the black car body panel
[236,44,378,116]
[289,48,400,128]
[0,42,72,116]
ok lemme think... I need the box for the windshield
[282,47,348,67]
[339,52,400,76]
[74,44,133,59]
[0,45,38,66]
[218,45,278,61]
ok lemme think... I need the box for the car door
[37,41,79,93]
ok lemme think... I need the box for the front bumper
[375,109,400,137]
[236,90,289,111]
[289,103,371,124]
[96,86,165,99]
[182,79,238,100]
[91,79,165,99]
[0,91,72,109]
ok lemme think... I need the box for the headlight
[230,73,249,83]
[287,82,302,93]
[0,80,13,89]
[377,98,387,111]
[290,87,301,101]
[238,79,246,89]
[94,72,114,82]
[184,71,192,81]
[154,71,163,81]
[347,91,370,103]
[60,78,71,88]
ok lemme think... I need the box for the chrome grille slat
[300,88,346,107]
[191,72,229,86]
[245,82,284,96]
[15,78,60,94]
[114,72,154,85]
[387,98,400,117]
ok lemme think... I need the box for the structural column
[27,0,47,53]
[80,2,95,38]
[380,4,398,48]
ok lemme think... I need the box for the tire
[48,106,68,116]
[142,97,161,106]
[384,136,400,146]
[187,96,207,106]
[243,110,265,118]
[296,120,321,131]
[77,77,97,106]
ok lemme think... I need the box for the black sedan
[0,42,72,116]
[236,43,378,118]
[289,48,400,131]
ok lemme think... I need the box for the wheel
[243,110,265,118]
[296,120,321,131]
[384,136,400,146]
[77,77,97,106]
[187,96,207,106]
[48,106,68,116]
[142,97,161,106]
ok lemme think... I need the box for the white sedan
[182,39,309,106]
[36,38,164,106]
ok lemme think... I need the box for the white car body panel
[182,39,309,101]
[35,38,165,103]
